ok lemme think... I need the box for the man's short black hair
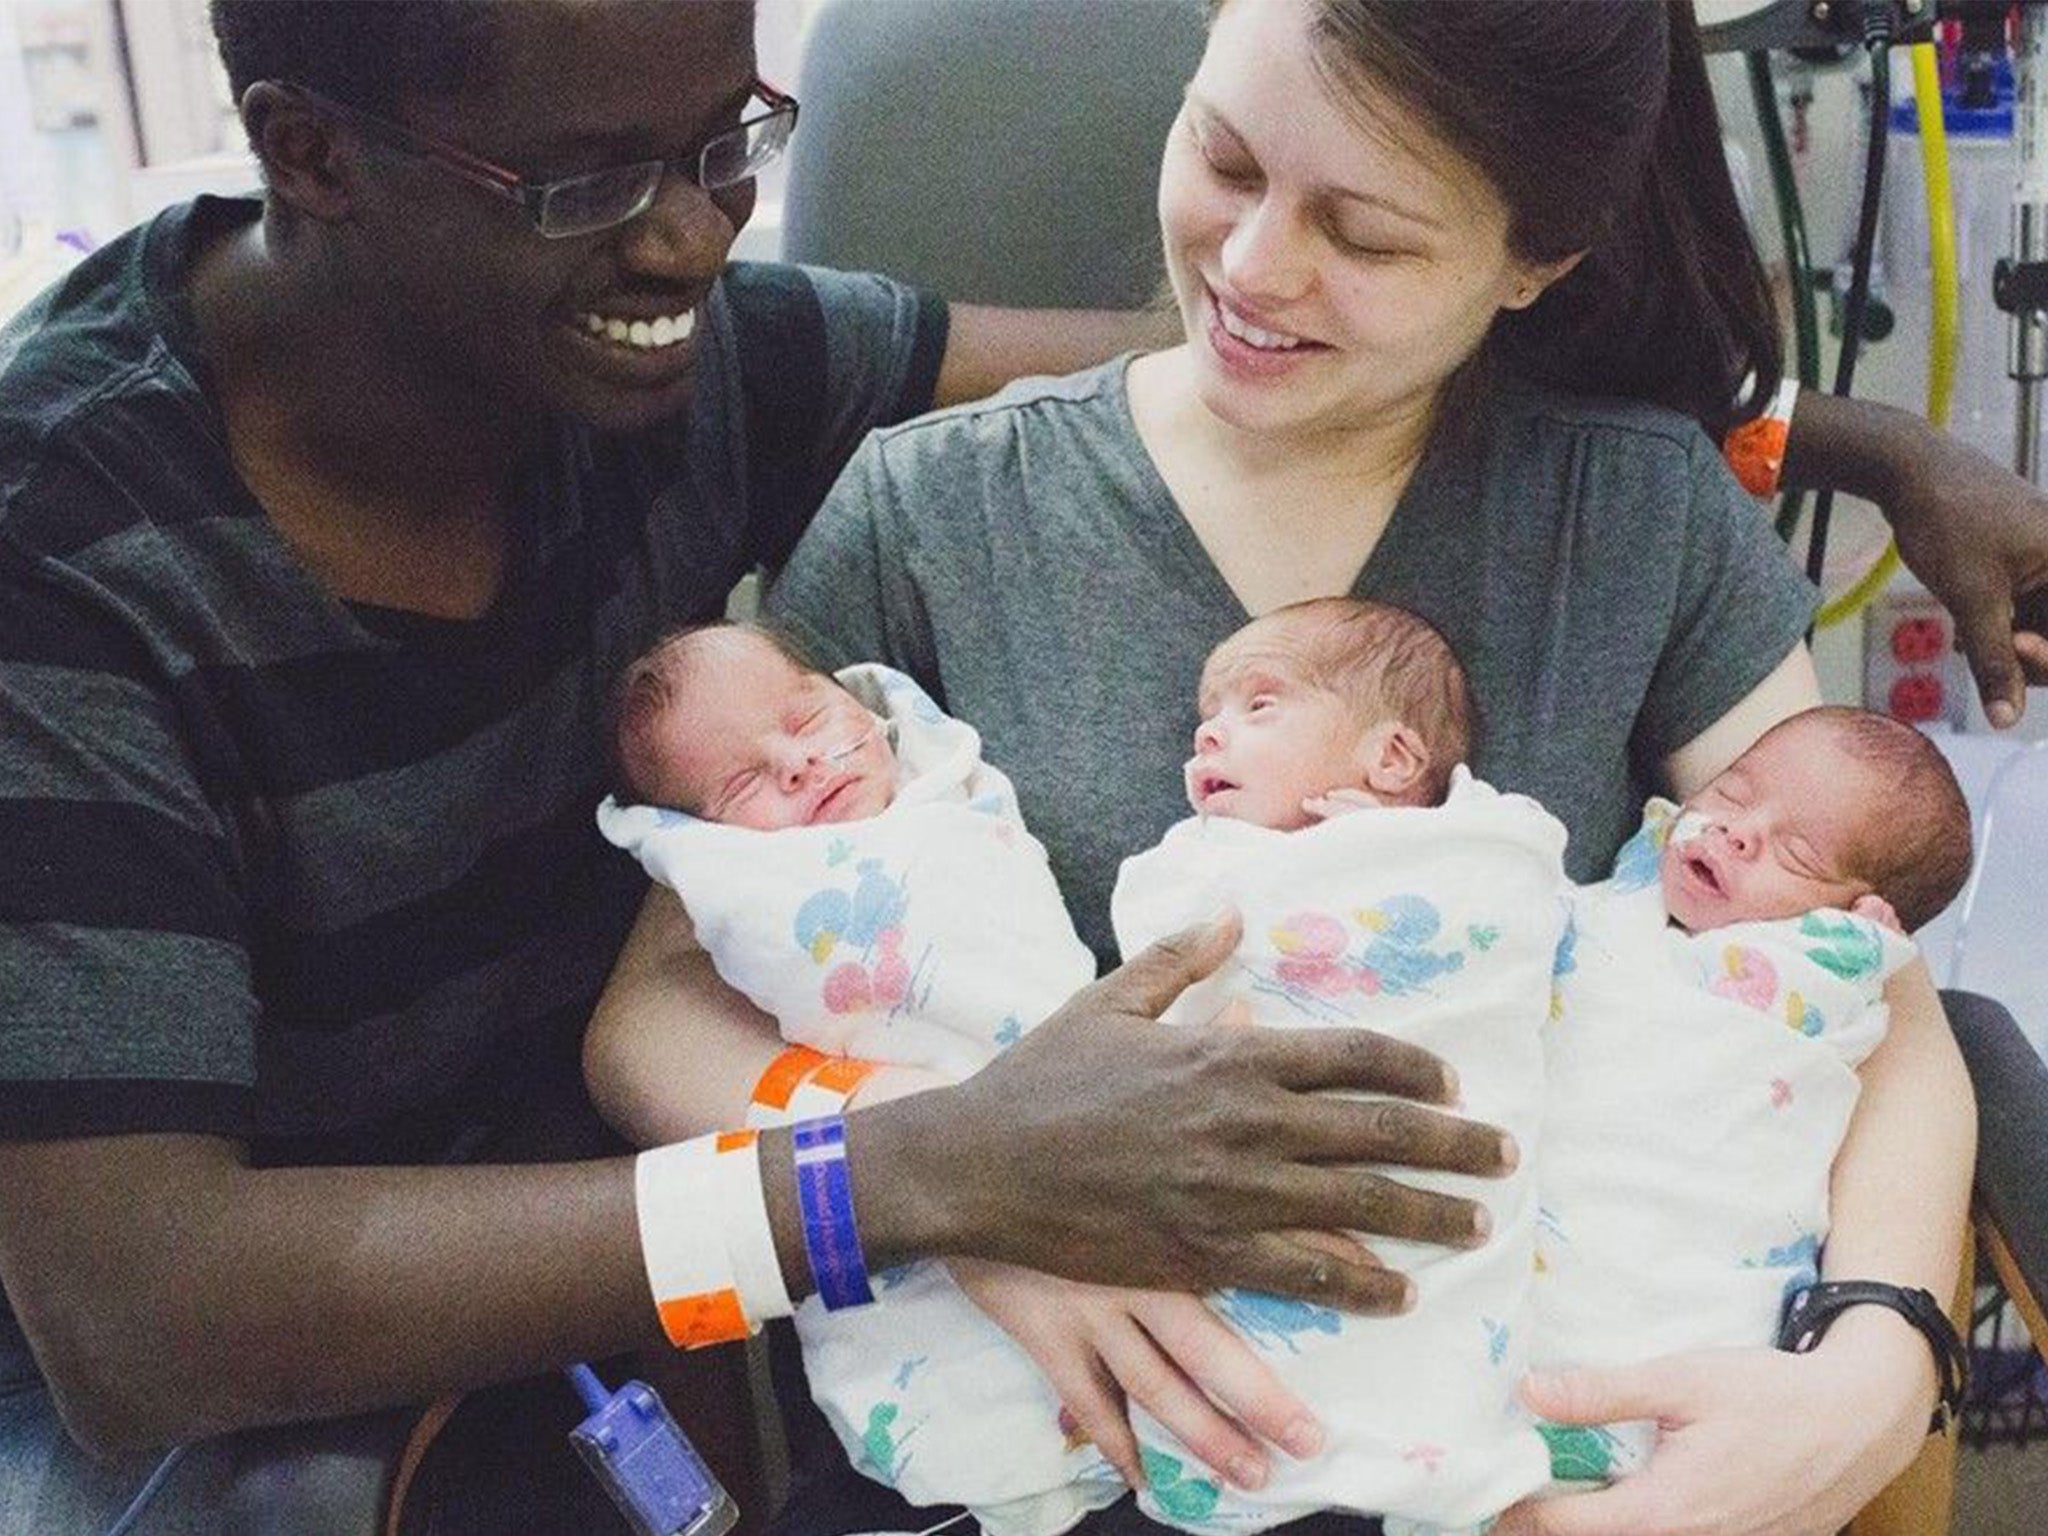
[210,0,499,115]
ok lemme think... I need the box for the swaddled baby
[596,623,1121,1536]
[1111,597,1566,1534]
[1532,705,1973,1488]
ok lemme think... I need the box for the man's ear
[1357,721,1431,800]
[238,82,359,225]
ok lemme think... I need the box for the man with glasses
[0,3,1521,1532]
[2,2,2047,1534]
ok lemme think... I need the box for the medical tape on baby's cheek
[1671,808,1714,846]
[635,1131,782,1347]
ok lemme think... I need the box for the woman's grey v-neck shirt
[768,358,1815,969]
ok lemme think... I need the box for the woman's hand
[863,914,1513,1309]
[1493,1317,1935,1535]
[946,1257,1327,1493]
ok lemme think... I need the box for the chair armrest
[1942,989,2048,1327]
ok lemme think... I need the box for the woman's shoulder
[1466,376,1751,538]
[865,356,1138,462]
[1486,375,1719,461]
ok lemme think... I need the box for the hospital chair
[780,3,2048,1531]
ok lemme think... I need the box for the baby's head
[609,623,898,830]
[1660,705,1972,933]
[1185,597,1473,828]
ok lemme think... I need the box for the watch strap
[1778,1280,1969,1435]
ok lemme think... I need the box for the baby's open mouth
[1685,853,1723,895]
[1193,771,1238,801]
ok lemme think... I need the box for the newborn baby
[1531,705,1972,1489]
[596,623,1117,1535]
[1112,597,1566,1535]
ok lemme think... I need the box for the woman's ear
[1502,249,1588,312]
[239,82,358,225]
[1357,721,1431,801]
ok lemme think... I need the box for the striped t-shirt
[0,196,946,1165]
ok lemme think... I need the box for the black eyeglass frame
[282,79,800,238]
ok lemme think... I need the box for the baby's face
[656,638,897,830]
[1186,651,1375,829]
[1660,726,1879,931]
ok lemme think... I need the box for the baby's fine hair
[1758,705,1973,932]
[608,621,817,807]
[1222,596,1474,804]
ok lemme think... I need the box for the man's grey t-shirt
[769,358,1815,969]
[0,196,946,1153]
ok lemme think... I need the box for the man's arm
[1783,390,2048,723]
[0,1135,652,1457]
[933,303,1178,407]
[5,906,1523,1457]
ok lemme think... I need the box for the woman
[595,3,1969,1532]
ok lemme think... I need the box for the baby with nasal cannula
[1112,597,1564,1532]
[595,622,1128,1536]
[1111,602,1971,1535]
[1525,704,1971,1497]
[589,610,1971,1536]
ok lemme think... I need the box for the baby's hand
[1851,893,1905,934]
[1301,788,1383,820]
[1204,998,1257,1029]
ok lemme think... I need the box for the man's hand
[872,914,1512,1310]
[1881,427,2048,726]
[1787,393,2048,725]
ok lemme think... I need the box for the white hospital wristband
[634,1130,790,1347]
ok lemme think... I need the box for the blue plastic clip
[566,1363,740,1536]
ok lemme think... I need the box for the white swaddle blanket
[597,664,1094,1075]
[1532,800,1913,1482]
[1109,769,1568,1534]
[598,665,1121,1536]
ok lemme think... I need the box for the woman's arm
[1660,646,1822,797]
[1784,391,2048,725]
[582,885,946,1146]
[1816,956,1974,1418]
[584,885,779,1144]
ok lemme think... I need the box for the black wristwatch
[1777,1280,1970,1435]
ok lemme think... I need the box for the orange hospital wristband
[746,1044,880,1129]
[1723,376,1800,499]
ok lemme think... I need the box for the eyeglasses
[286,80,799,239]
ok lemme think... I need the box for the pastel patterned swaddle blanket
[1532,798,1914,1484]
[1108,768,1570,1533]
[599,665,1119,1536]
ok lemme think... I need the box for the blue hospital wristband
[793,1115,874,1310]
